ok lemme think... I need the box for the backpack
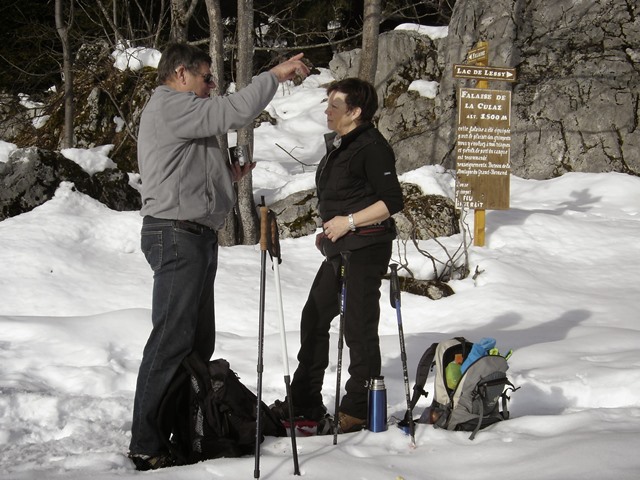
[406,337,518,440]
[157,352,286,465]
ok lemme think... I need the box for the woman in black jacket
[273,78,404,433]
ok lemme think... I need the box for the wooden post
[474,209,486,246]
[473,41,488,247]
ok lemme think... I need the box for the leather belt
[321,218,392,236]
[175,220,213,234]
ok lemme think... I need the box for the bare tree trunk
[55,0,75,149]
[170,0,199,43]
[359,0,381,84]
[205,0,236,246]
[205,0,224,90]
[123,0,134,41]
[153,0,169,48]
[234,0,259,245]
[94,0,125,46]
[92,0,167,48]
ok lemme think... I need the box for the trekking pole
[333,251,351,445]
[254,197,268,479]
[389,263,416,446]
[266,209,300,476]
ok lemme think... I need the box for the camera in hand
[229,145,252,166]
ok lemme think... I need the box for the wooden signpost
[453,41,516,246]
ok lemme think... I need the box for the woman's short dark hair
[326,78,378,123]
[156,43,212,85]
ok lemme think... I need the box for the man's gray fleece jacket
[137,71,278,229]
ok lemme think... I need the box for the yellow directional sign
[453,64,517,82]
[466,44,488,65]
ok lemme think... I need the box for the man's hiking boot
[317,412,367,435]
[270,398,327,422]
[128,452,174,471]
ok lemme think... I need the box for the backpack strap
[468,377,493,440]
[182,353,229,435]
[468,378,518,440]
[407,342,438,413]
[182,351,211,385]
[500,381,519,421]
[454,336,470,358]
[468,399,484,440]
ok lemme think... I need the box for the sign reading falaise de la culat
[455,87,512,210]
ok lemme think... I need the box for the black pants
[290,241,392,419]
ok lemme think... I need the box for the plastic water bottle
[367,376,387,432]
[445,353,463,389]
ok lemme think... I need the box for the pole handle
[267,210,282,262]
[340,251,351,278]
[389,263,401,308]
[259,196,268,251]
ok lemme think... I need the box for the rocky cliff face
[332,0,639,179]
[444,0,639,179]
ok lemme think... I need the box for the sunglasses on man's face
[200,73,215,84]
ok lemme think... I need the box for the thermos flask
[367,376,387,432]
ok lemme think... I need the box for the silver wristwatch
[348,213,356,231]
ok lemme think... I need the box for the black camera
[229,145,252,166]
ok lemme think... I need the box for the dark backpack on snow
[406,337,518,440]
[157,352,286,465]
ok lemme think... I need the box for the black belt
[322,218,393,236]
[143,216,214,234]
[175,220,213,234]
[350,224,388,235]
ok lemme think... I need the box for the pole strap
[389,263,401,309]
[256,200,282,264]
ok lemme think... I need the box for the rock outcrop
[330,0,640,179]
[0,147,140,220]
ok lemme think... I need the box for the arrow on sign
[466,46,488,65]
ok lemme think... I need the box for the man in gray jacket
[129,43,309,471]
